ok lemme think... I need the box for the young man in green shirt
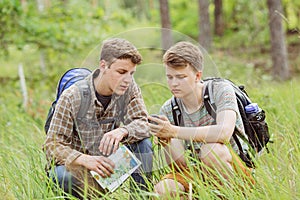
[148,41,254,198]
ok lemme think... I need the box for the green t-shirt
[160,81,248,156]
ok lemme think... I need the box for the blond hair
[163,41,203,71]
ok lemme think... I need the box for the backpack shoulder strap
[171,96,182,126]
[171,79,217,126]
[203,79,217,121]
[76,79,91,120]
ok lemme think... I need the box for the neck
[181,82,204,113]
[94,73,112,96]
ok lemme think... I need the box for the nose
[169,78,179,87]
[124,73,133,83]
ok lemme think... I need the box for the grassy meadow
[0,45,299,200]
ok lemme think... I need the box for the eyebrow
[166,73,186,76]
[118,68,136,73]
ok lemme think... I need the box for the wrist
[173,125,180,138]
[119,127,128,137]
[76,154,88,166]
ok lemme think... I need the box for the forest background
[0,0,299,199]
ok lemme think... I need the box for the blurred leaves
[0,0,22,56]
[1,0,299,58]
[0,0,108,56]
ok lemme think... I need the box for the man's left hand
[99,128,128,155]
[148,115,178,139]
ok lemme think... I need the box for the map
[90,145,141,192]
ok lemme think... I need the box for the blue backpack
[44,68,92,134]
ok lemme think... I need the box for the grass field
[0,48,299,199]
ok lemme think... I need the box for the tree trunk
[136,0,144,19]
[267,0,289,80]
[214,0,224,36]
[91,0,98,8]
[20,0,26,7]
[159,0,173,51]
[36,0,44,12]
[40,50,46,75]
[198,0,212,51]
[45,0,51,8]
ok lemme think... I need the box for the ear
[99,60,107,70]
[195,71,202,82]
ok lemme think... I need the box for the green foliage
[18,1,107,52]
[165,0,299,50]
[120,0,152,20]
[283,0,300,30]
[220,0,270,47]
[0,0,139,64]
[0,0,22,56]
[169,0,199,39]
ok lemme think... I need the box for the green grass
[1,47,300,199]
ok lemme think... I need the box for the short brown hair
[163,41,203,71]
[100,38,142,65]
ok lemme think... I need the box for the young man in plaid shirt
[44,38,153,198]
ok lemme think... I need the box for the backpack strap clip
[171,97,182,126]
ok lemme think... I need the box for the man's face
[100,58,136,96]
[165,64,199,98]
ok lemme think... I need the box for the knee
[154,179,185,197]
[154,181,165,195]
[50,166,73,189]
[200,143,232,166]
[130,138,153,157]
[52,166,67,183]
[130,138,153,173]
[137,138,153,153]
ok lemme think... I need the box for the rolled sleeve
[65,150,83,169]
[122,82,150,143]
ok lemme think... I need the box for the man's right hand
[75,154,115,178]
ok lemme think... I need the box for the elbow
[217,136,229,144]
[217,125,235,144]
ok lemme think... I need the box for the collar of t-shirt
[95,92,112,110]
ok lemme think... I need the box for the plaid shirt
[43,71,150,169]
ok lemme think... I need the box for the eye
[177,75,186,79]
[130,71,135,75]
[117,70,126,74]
[167,75,173,80]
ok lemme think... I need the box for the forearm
[176,124,233,143]
[123,82,150,142]
[44,94,82,167]
[175,110,236,143]
[44,136,82,168]
[122,118,150,142]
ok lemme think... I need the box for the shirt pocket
[75,117,116,154]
